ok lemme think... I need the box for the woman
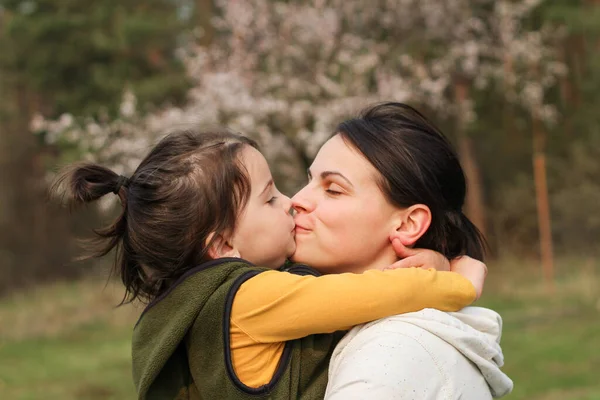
[292,102,513,399]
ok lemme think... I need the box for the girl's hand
[382,238,450,272]
[450,256,487,300]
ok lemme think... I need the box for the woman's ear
[205,232,240,259]
[391,204,431,246]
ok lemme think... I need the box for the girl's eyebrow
[307,168,353,188]
[259,179,274,197]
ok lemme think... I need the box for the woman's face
[291,134,403,273]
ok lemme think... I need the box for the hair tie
[113,175,130,195]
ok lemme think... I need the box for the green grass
[0,323,134,399]
[0,258,599,399]
[478,256,600,400]
[0,280,140,399]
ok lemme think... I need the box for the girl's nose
[280,194,293,213]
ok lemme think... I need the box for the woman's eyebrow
[322,171,353,187]
[307,168,353,188]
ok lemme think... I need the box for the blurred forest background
[0,0,599,399]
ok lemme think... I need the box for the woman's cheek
[320,201,344,225]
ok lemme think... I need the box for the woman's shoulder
[326,315,450,399]
[351,306,501,334]
[338,307,503,353]
[328,308,510,399]
[330,308,489,370]
[329,315,429,371]
[334,312,433,354]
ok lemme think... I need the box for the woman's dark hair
[51,127,258,303]
[337,102,486,261]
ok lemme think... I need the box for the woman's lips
[294,217,312,233]
[294,225,311,234]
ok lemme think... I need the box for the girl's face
[291,135,404,273]
[229,146,296,268]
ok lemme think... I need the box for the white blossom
[34,0,565,192]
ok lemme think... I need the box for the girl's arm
[231,266,478,343]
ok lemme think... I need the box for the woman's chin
[289,245,309,264]
[289,251,301,263]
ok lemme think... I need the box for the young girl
[52,127,485,399]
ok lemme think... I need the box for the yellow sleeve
[231,268,476,343]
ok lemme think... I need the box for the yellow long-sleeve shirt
[230,267,476,387]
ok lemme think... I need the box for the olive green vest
[132,258,344,399]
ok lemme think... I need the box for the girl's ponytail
[51,163,135,302]
[50,163,128,207]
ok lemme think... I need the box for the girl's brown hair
[51,127,258,303]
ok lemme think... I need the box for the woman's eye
[267,196,278,204]
[325,184,343,195]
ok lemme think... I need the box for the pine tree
[0,0,190,118]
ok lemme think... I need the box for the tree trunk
[454,80,487,238]
[502,52,520,153]
[0,77,73,293]
[196,0,214,46]
[532,113,555,291]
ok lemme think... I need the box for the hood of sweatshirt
[385,306,513,397]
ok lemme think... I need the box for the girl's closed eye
[267,196,278,205]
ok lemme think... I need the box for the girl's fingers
[391,238,418,258]
[384,257,416,270]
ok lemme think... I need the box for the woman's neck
[338,245,398,274]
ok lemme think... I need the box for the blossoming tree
[36,0,565,278]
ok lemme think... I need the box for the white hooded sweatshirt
[325,307,513,400]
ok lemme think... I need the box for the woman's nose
[291,186,314,214]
